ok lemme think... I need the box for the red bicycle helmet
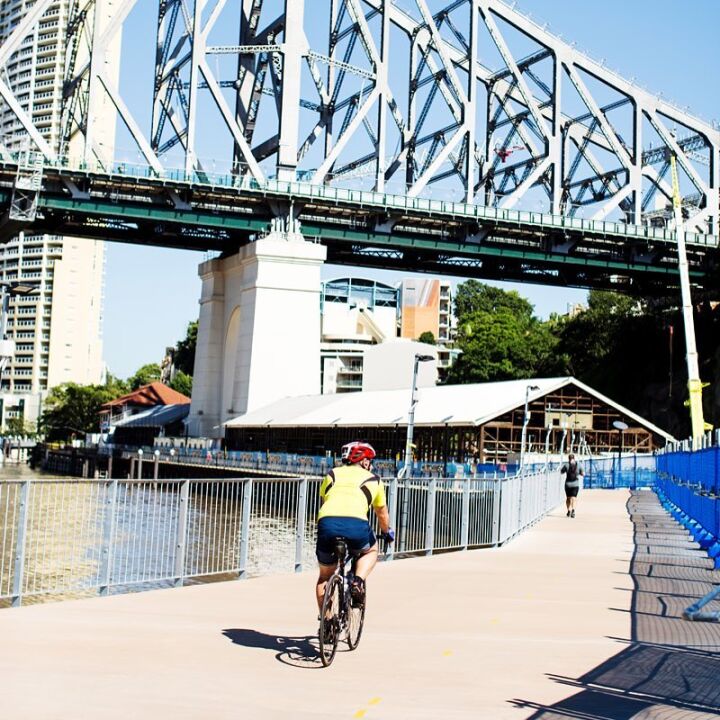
[341,441,376,464]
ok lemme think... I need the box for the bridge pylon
[186,229,326,438]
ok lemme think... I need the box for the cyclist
[315,441,394,613]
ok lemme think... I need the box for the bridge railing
[112,444,507,479]
[3,151,717,248]
[0,468,563,607]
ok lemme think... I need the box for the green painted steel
[0,155,718,286]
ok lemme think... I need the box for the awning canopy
[113,404,190,429]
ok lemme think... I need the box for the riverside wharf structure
[224,376,672,466]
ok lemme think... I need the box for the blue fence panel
[656,448,720,567]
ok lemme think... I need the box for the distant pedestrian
[561,453,583,518]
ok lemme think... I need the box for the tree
[417,331,436,345]
[105,372,129,397]
[169,370,193,397]
[446,281,562,384]
[454,280,534,320]
[129,363,162,390]
[558,290,640,380]
[40,383,118,441]
[174,320,198,376]
[5,417,36,437]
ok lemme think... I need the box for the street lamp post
[397,353,433,554]
[519,384,540,473]
[0,281,40,375]
[0,281,40,434]
[612,420,628,487]
[400,353,434,479]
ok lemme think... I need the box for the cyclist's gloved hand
[381,529,395,544]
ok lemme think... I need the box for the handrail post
[294,477,308,573]
[425,478,437,556]
[461,477,470,550]
[174,480,190,586]
[386,476,398,561]
[239,479,253,579]
[99,478,118,596]
[492,477,502,546]
[11,480,30,607]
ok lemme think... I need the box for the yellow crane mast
[669,154,711,443]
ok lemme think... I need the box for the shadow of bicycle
[222,628,327,669]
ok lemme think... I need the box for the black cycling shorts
[316,516,376,565]
[565,483,579,498]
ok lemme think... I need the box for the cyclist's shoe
[349,577,365,607]
[571,509,576,518]
[566,510,571,517]
[319,616,335,642]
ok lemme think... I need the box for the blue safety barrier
[655,447,720,568]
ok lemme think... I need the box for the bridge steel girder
[0,160,716,296]
[1,1,719,239]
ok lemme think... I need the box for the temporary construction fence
[656,442,720,621]
[581,454,656,489]
[0,468,563,607]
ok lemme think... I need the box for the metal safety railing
[0,468,563,607]
[1,151,717,248]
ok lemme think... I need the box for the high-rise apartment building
[0,1,110,430]
[399,279,457,375]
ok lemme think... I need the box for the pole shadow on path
[222,628,326,669]
[511,490,720,719]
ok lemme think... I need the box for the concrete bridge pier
[186,230,326,438]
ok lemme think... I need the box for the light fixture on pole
[0,281,40,378]
[519,384,540,473]
[0,281,40,434]
[399,354,434,479]
[612,420,628,484]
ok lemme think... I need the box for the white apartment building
[320,277,400,393]
[320,276,455,394]
[0,1,112,430]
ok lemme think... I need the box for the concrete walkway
[0,489,718,719]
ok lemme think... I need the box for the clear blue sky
[102,1,720,379]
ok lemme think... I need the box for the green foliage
[105,372,130,397]
[129,363,162,391]
[446,281,563,384]
[417,331,436,345]
[5,417,36,436]
[454,280,534,320]
[169,370,193,397]
[40,383,118,441]
[174,320,198,376]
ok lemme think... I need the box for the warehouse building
[224,377,672,464]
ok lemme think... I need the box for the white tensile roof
[225,376,673,440]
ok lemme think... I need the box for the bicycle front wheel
[319,575,342,667]
[346,590,366,650]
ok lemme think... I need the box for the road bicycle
[318,537,366,667]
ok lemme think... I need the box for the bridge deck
[1,489,718,719]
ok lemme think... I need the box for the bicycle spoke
[346,578,366,650]
[319,575,341,666]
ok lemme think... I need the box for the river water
[0,468,318,607]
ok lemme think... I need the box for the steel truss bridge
[0,0,719,293]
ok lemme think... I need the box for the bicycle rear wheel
[319,575,341,666]
[346,590,365,650]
